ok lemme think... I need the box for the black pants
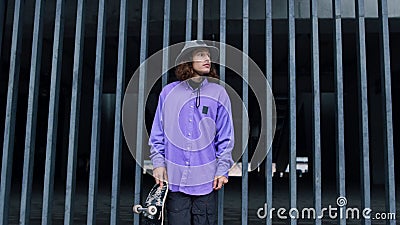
[166,191,217,225]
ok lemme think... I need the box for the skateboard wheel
[132,204,142,214]
[147,205,157,215]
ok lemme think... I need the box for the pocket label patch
[202,106,208,114]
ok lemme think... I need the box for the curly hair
[175,62,219,81]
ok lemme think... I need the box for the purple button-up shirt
[149,78,234,195]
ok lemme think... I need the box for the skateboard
[133,181,168,225]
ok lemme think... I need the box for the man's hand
[213,176,228,190]
[153,167,168,189]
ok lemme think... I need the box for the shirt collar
[185,77,208,91]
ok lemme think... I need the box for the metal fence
[0,0,398,225]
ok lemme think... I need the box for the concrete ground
[8,174,399,225]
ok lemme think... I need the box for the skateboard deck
[133,181,168,225]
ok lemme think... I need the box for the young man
[149,40,234,225]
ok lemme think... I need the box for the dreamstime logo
[257,197,397,220]
[336,196,347,207]
[122,40,277,183]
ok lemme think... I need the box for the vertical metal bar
[110,0,127,224]
[41,0,65,224]
[0,0,7,60]
[219,0,226,82]
[242,0,249,224]
[288,0,297,224]
[378,1,396,224]
[217,0,226,224]
[265,0,273,224]
[20,0,45,224]
[86,0,106,223]
[332,0,346,224]
[355,1,371,225]
[64,0,85,224]
[185,0,192,41]
[162,0,170,87]
[42,4,64,224]
[197,0,203,40]
[310,0,321,225]
[217,185,225,225]
[0,0,24,224]
[133,0,149,224]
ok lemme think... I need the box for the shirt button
[189,119,192,122]
[190,105,194,108]
[188,133,191,136]
[185,161,189,166]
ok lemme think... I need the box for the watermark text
[257,197,396,221]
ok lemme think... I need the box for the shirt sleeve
[214,89,235,177]
[149,92,166,169]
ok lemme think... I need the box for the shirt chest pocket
[197,101,218,119]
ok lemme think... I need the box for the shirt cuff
[152,155,166,169]
[215,165,230,178]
